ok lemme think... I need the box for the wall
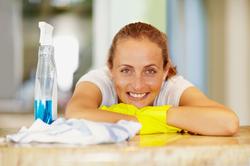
[206,0,250,125]
[0,0,22,99]
[0,0,23,112]
[93,0,166,68]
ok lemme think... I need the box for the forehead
[114,38,163,66]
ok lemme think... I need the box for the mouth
[127,92,149,100]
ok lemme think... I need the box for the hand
[136,105,181,134]
[100,104,182,134]
[100,103,138,116]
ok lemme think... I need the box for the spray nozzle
[39,22,54,45]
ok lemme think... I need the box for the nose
[131,74,145,91]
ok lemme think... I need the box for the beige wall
[206,0,250,125]
[205,0,226,104]
[0,0,22,99]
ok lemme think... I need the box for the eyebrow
[117,64,160,69]
[144,64,160,69]
[117,64,133,68]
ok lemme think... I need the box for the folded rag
[6,118,141,145]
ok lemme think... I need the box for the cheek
[145,77,164,91]
[115,80,126,88]
[113,77,129,92]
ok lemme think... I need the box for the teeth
[129,92,146,98]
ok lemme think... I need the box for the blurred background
[0,0,249,126]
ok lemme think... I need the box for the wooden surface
[0,113,250,166]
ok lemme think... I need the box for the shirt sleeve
[76,67,117,106]
[154,75,194,106]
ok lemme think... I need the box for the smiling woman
[110,38,166,108]
[65,22,239,136]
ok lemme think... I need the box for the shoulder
[76,66,117,106]
[154,75,194,106]
[166,75,194,92]
[167,75,192,85]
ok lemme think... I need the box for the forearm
[65,104,138,123]
[167,106,239,136]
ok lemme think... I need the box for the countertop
[0,113,250,166]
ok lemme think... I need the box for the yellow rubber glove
[136,105,181,134]
[100,103,138,116]
[99,104,182,135]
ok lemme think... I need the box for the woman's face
[110,38,168,108]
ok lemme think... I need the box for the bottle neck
[37,45,56,72]
[38,45,54,58]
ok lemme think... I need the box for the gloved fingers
[99,103,138,116]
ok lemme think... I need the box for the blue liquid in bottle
[34,99,53,124]
[35,22,57,124]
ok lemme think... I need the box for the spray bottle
[34,22,57,124]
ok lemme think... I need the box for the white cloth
[77,67,194,107]
[6,118,141,145]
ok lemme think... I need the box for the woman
[65,22,239,136]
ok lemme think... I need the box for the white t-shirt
[77,67,194,107]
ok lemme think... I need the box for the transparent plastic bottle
[34,22,57,124]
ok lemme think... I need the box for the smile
[127,92,148,99]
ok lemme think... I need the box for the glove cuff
[136,105,182,134]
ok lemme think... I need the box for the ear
[163,63,170,81]
[107,65,114,79]
[107,62,112,70]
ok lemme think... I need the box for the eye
[120,68,131,74]
[145,69,157,75]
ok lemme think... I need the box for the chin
[133,104,144,109]
[130,102,149,109]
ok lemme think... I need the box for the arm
[167,87,239,136]
[65,82,137,123]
